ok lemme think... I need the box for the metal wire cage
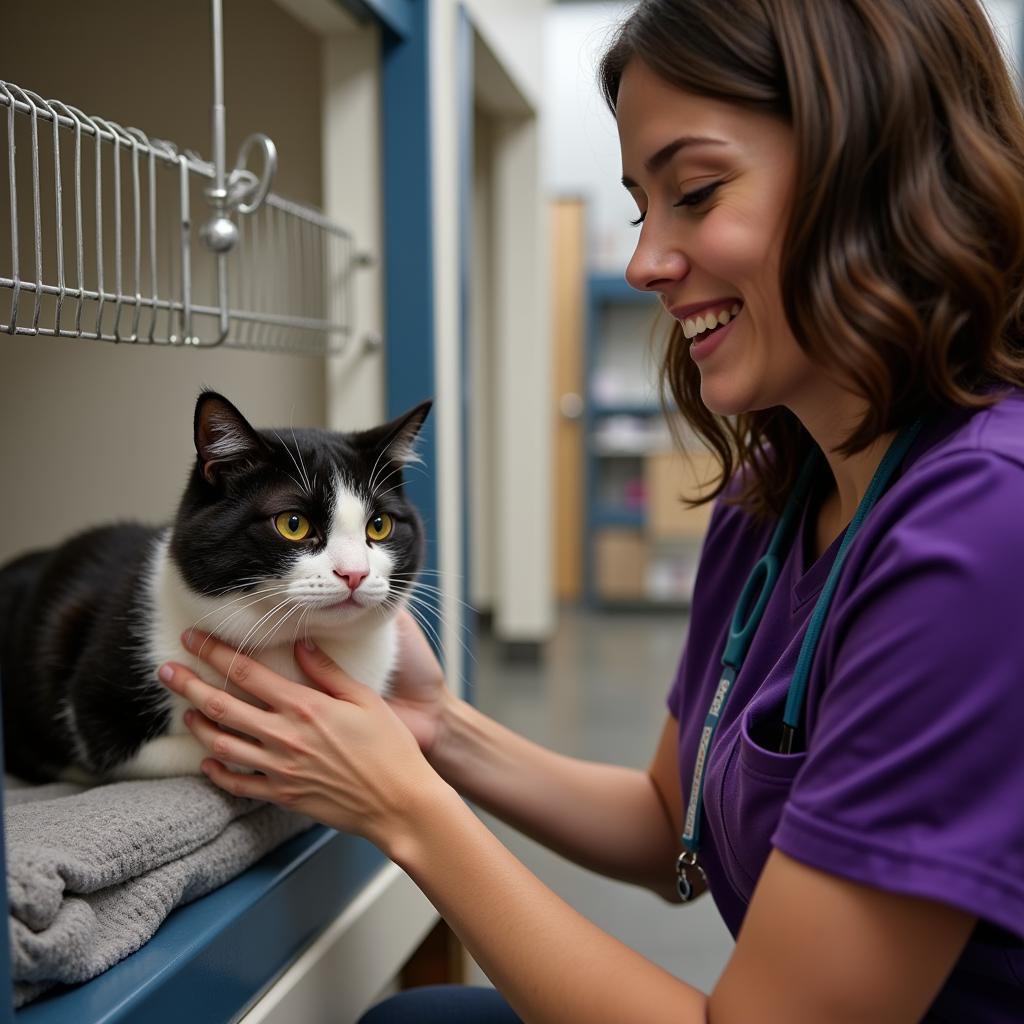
[0,81,362,354]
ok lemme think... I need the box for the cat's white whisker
[227,596,300,686]
[391,579,479,614]
[400,592,479,669]
[369,463,408,500]
[273,430,314,499]
[290,427,314,497]
[195,585,298,658]
[399,599,446,660]
[291,604,313,650]
[253,599,304,658]
[366,440,392,497]
[386,588,468,650]
[396,598,475,694]
[189,584,295,635]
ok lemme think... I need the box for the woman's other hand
[385,609,455,759]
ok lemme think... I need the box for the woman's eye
[274,511,312,542]
[673,180,722,210]
[366,512,394,542]
[628,181,722,226]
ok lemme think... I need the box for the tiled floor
[462,605,735,995]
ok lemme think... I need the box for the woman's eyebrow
[621,135,729,188]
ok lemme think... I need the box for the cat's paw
[108,733,213,779]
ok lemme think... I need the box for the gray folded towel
[5,776,313,1006]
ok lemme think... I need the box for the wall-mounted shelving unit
[583,274,714,608]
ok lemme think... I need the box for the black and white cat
[0,390,430,783]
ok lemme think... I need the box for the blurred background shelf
[582,271,714,609]
[549,201,716,612]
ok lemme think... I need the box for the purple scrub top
[668,388,1024,1022]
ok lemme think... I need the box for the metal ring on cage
[230,133,277,216]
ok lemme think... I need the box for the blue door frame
[456,5,477,695]
[375,0,441,648]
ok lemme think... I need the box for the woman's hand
[157,629,448,854]
[384,609,454,758]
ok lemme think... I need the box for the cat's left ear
[194,390,272,484]
[363,400,432,466]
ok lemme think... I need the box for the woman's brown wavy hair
[599,0,1024,520]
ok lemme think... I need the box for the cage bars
[0,82,361,354]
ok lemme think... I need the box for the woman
[158,1,1024,1019]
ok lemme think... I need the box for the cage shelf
[0,82,368,356]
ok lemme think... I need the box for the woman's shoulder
[911,386,1024,475]
[854,390,1024,578]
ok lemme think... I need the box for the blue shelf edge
[16,827,386,1024]
[587,274,655,304]
[591,404,663,417]
[592,508,645,529]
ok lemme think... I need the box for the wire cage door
[0,82,363,355]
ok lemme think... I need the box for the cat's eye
[366,512,393,542]
[274,511,312,542]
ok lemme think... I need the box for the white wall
[431,0,553,663]
[321,23,387,433]
[543,2,637,275]
[987,0,1024,74]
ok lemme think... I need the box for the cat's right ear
[194,391,271,484]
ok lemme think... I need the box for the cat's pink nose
[334,568,368,592]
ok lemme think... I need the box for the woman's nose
[624,224,689,294]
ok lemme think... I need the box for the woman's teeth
[683,303,742,342]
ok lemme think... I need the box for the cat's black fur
[0,527,161,781]
[0,391,429,782]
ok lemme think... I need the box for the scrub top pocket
[713,685,805,901]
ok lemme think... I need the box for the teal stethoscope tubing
[676,418,925,901]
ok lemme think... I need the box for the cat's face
[168,392,429,649]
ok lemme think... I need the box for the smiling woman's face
[617,59,823,419]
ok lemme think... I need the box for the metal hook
[229,133,277,215]
[201,133,277,254]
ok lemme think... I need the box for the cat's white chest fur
[110,533,398,780]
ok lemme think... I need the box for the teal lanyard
[675,419,925,902]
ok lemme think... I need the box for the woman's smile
[684,305,741,363]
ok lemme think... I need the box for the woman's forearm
[388,777,707,1024]
[428,695,681,899]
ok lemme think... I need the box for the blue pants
[358,984,522,1023]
